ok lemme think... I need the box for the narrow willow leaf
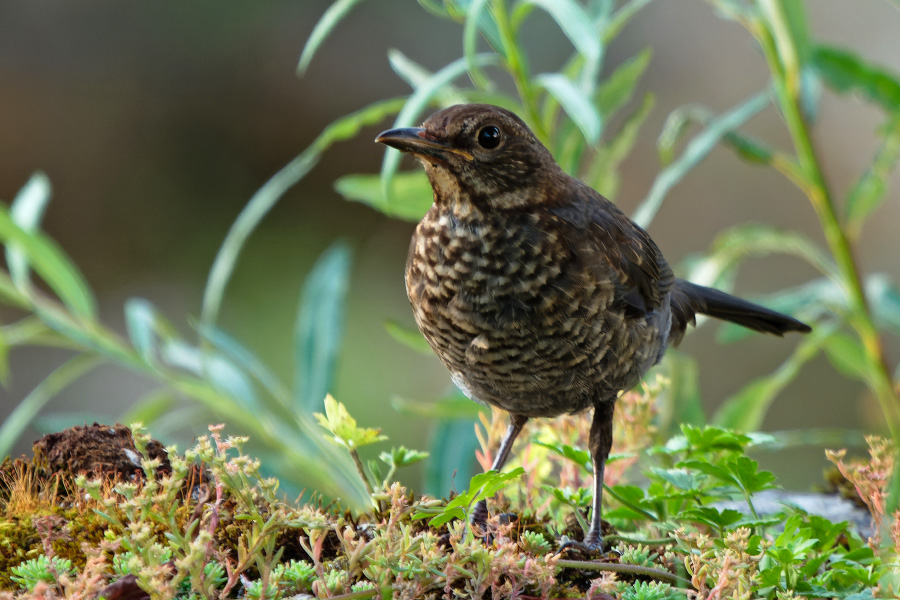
[387,50,467,106]
[713,326,830,431]
[846,113,900,237]
[812,45,900,113]
[869,274,900,335]
[205,353,260,413]
[722,130,775,164]
[124,298,159,364]
[380,54,499,204]
[521,0,601,67]
[822,331,870,383]
[335,171,434,222]
[692,223,836,284]
[587,93,654,195]
[384,319,433,354]
[463,0,493,89]
[758,0,810,90]
[602,0,654,44]
[536,73,602,144]
[595,48,652,118]
[7,172,51,289]
[0,354,102,460]
[199,324,291,409]
[201,97,404,330]
[295,241,352,413]
[297,0,368,74]
[633,91,770,228]
[0,204,96,321]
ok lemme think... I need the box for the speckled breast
[406,204,666,417]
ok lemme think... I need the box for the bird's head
[376,104,561,211]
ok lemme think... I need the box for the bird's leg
[584,400,615,550]
[470,413,529,529]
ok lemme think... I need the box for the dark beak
[375,127,473,161]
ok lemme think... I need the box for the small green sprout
[10,556,76,591]
[519,530,551,555]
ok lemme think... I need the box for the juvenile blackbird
[376,103,811,550]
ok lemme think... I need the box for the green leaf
[388,50,468,107]
[587,93,654,196]
[201,97,404,330]
[725,455,777,494]
[649,467,697,491]
[633,90,770,228]
[335,171,434,222]
[845,112,900,237]
[384,319,433,355]
[297,0,368,74]
[686,223,836,292]
[205,353,260,413]
[462,0,494,90]
[295,241,352,412]
[521,0,601,69]
[681,506,743,530]
[533,441,592,472]
[124,298,160,364]
[822,331,869,383]
[380,446,429,468]
[314,394,387,450]
[869,274,900,335]
[0,203,96,321]
[595,48,652,118]
[199,323,291,409]
[759,0,810,89]
[7,172,51,289]
[535,73,602,143]
[811,45,900,113]
[0,354,101,460]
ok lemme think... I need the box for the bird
[375,103,811,550]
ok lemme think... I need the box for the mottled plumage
[377,104,810,550]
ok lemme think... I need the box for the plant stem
[753,14,900,439]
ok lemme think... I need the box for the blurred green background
[1,1,898,490]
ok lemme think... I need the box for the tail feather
[669,279,811,345]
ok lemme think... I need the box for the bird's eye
[476,125,501,149]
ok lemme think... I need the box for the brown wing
[550,179,674,319]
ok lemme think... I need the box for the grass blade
[0,354,102,460]
[632,90,770,228]
[7,172,51,289]
[295,241,352,413]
